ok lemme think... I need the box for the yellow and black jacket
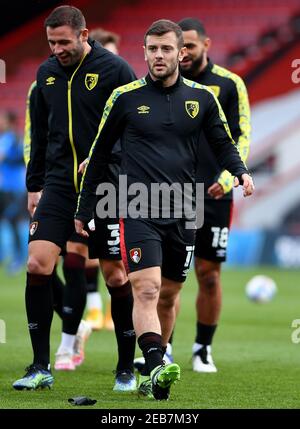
[183,59,251,199]
[76,74,249,223]
[26,40,136,193]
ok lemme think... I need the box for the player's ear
[204,37,211,52]
[81,28,89,43]
[179,46,187,62]
[143,45,147,61]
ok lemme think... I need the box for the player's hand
[74,219,89,238]
[234,174,255,197]
[78,158,89,174]
[28,191,42,217]
[207,182,225,200]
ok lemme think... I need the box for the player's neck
[83,42,92,57]
[197,57,208,75]
[151,69,180,88]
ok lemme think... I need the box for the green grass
[0,266,300,409]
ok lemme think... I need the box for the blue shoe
[150,363,180,400]
[13,364,54,390]
[113,369,137,392]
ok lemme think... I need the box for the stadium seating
[0,0,300,132]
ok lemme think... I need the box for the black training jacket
[76,74,249,223]
[26,40,136,193]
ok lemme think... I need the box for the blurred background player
[0,110,26,274]
[89,27,120,55]
[174,17,251,372]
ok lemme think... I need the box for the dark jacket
[184,60,251,199]
[26,40,136,193]
[76,74,249,223]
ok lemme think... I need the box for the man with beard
[74,19,254,400]
[172,17,250,373]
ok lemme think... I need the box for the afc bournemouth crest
[29,221,38,236]
[130,248,142,264]
[85,73,99,90]
[185,101,199,118]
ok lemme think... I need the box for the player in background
[172,17,251,372]
[83,27,121,332]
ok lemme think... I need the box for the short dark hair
[44,5,86,31]
[177,17,207,37]
[144,19,184,48]
[90,28,120,47]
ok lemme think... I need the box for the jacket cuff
[217,170,234,194]
[27,185,43,192]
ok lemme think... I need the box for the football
[245,275,277,303]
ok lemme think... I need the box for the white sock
[87,292,103,310]
[192,343,203,354]
[166,342,173,355]
[192,343,211,354]
[57,333,76,354]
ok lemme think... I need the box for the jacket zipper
[166,94,173,125]
[67,53,87,193]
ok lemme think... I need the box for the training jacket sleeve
[23,81,37,168]
[26,73,49,192]
[75,91,125,223]
[202,91,249,180]
[217,76,251,193]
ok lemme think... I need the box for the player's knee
[134,278,160,303]
[27,255,48,274]
[102,263,127,287]
[158,293,175,309]
[159,284,181,309]
[200,270,220,292]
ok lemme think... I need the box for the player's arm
[217,76,251,195]
[75,91,125,230]
[202,91,254,197]
[26,75,48,194]
[23,81,37,167]
[24,79,46,216]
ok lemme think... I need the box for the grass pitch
[0,266,300,409]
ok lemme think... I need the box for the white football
[245,275,277,303]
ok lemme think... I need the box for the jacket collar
[145,72,182,92]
